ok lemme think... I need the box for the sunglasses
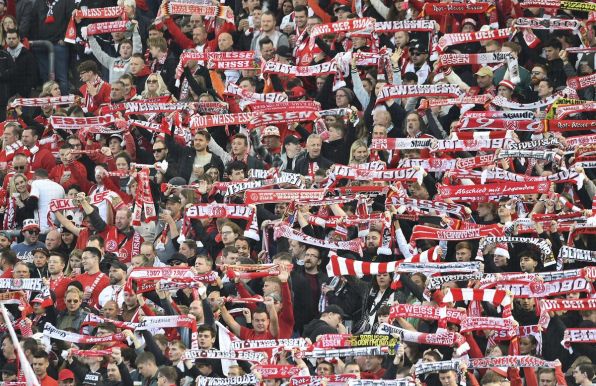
[13,165,26,171]
[169,261,184,266]
[26,230,39,235]
[66,299,80,304]
[147,79,158,84]
[153,148,165,153]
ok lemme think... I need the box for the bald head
[45,230,62,251]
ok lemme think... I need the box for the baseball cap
[166,195,182,204]
[168,176,187,186]
[32,247,50,257]
[109,260,128,271]
[288,86,306,100]
[262,126,280,137]
[22,219,40,232]
[59,369,75,381]
[409,39,427,54]
[475,66,494,77]
[166,253,188,266]
[276,45,293,59]
[323,304,348,318]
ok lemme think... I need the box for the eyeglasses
[153,148,165,153]
[66,299,80,304]
[147,79,158,84]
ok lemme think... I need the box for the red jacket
[80,82,111,115]
[49,161,92,194]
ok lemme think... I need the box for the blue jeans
[35,42,70,94]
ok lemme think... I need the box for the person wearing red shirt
[219,296,279,340]
[31,350,58,386]
[74,247,109,309]
[19,127,56,172]
[48,252,72,311]
[49,143,92,194]
[77,60,111,115]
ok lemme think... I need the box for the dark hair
[577,364,595,380]
[5,28,18,37]
[294,4,308,14]
[259,37,274,48]
[0,250,18,266]
[32,349,49,360]
[222,246,238,257]
[544,38,562,50]
[233,133,249,147]
[198,324,216,337]
[540,79,555,90]
[135,351,157,366]
[77,60,99,75]
[49,251,66,265]
[88,234,105,248]
[83,247,102,260]
[34,169,49,178]
[226,160,248,177]
[196,130,211,141]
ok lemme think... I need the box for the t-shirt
[39,375,58,386]
[50,275,72,311]
[74,271,109,308]
[12,241,45,262]
[30,178,65,234]
[239,325,274,340]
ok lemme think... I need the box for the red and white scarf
[436,181,552,201]
[65,6,126,43]
[562,328,596,352]
[161,2,234,22]
[377,84,464,104]
[275,225,362,255]
[437,28,512,52]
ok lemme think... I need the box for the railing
[29,40,55,81]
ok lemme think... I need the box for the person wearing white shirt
[30,169,65,234]
[98,260,128,307]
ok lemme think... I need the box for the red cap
[59,369,75,381]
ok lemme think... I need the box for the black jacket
[165,131,225,183]
[291,267,328,334]
[30,0,76,43]
[293,153,333,176]
[303,318,338,343]
[0,50,14,120]
[9,47,37,97]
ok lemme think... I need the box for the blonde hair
[349,139,369,165]
[141,73,170,99]
[8,173,27,196]
[41,81,60,97]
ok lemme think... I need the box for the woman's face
[115,157,129,172]
[109,138,122,154]
[519,337,534,354]
[353,146,368,162]
[335,91,349,107]
[14,176,27,193]
[69,255,82,269]
[3,17,15,31]
[50,83,61,97]
[67,188,79,199]
[376,273,391,288]
[147,76,159,92]
[65,292,82,312]
[206,168,220,182]
[61,232,74,245]
[131,255,144,268]
[282,0,293,14]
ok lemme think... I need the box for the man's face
[31,357,48,377]
[410,51,428,66]
[229,169,245,181]
[193,28,207,45]
[537,81,552,98]
[363,356,382,372]
[439,371,458,386]
[530,66,547,85]
[220,226,236,245]
[222,252,238,266]
[102,301,119,319]
[494,253,508,267]
[307,138,322,157]
[33,252,47,268]
[109,266,124,285]
[303,248,320,270]
[194,134,208,152]
[79,70,94,83]
[261,14,275,32]
[5,33,18,49]
[24,227,39,244]
[295,10,307,28]
[168,344,184,361]
[261,43,275,60]
[119,43,133,59]
[107,363,120,381]
[476,74,492,89]
[372,126,387,139]
[81,251,98,272]
[573,368,586,384]
[198,331,215,349]
[231,138,247,156]
[520,256,537,273]
[1,339,13,358]
[129,58,144,75]
[366,231,380,249]
[518,298,534,311]
[316,363,334,376]
[137,363,155,378]
[252,311,269,332]
[218,33,233,51]
[152,142,168,161]
[115,210,130,231]
[110,84,124,101]
[141,245,155,260]
[235,240,250,257]
[544,46,559,61]
[194,257,210,274]
[455,248,471,262]
[0,236,11,249]
[13,264,29,278]
[21,129,36,147]
[3,127,16,145]
[189,300,203,319]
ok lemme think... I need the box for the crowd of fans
[0,0,593,385]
